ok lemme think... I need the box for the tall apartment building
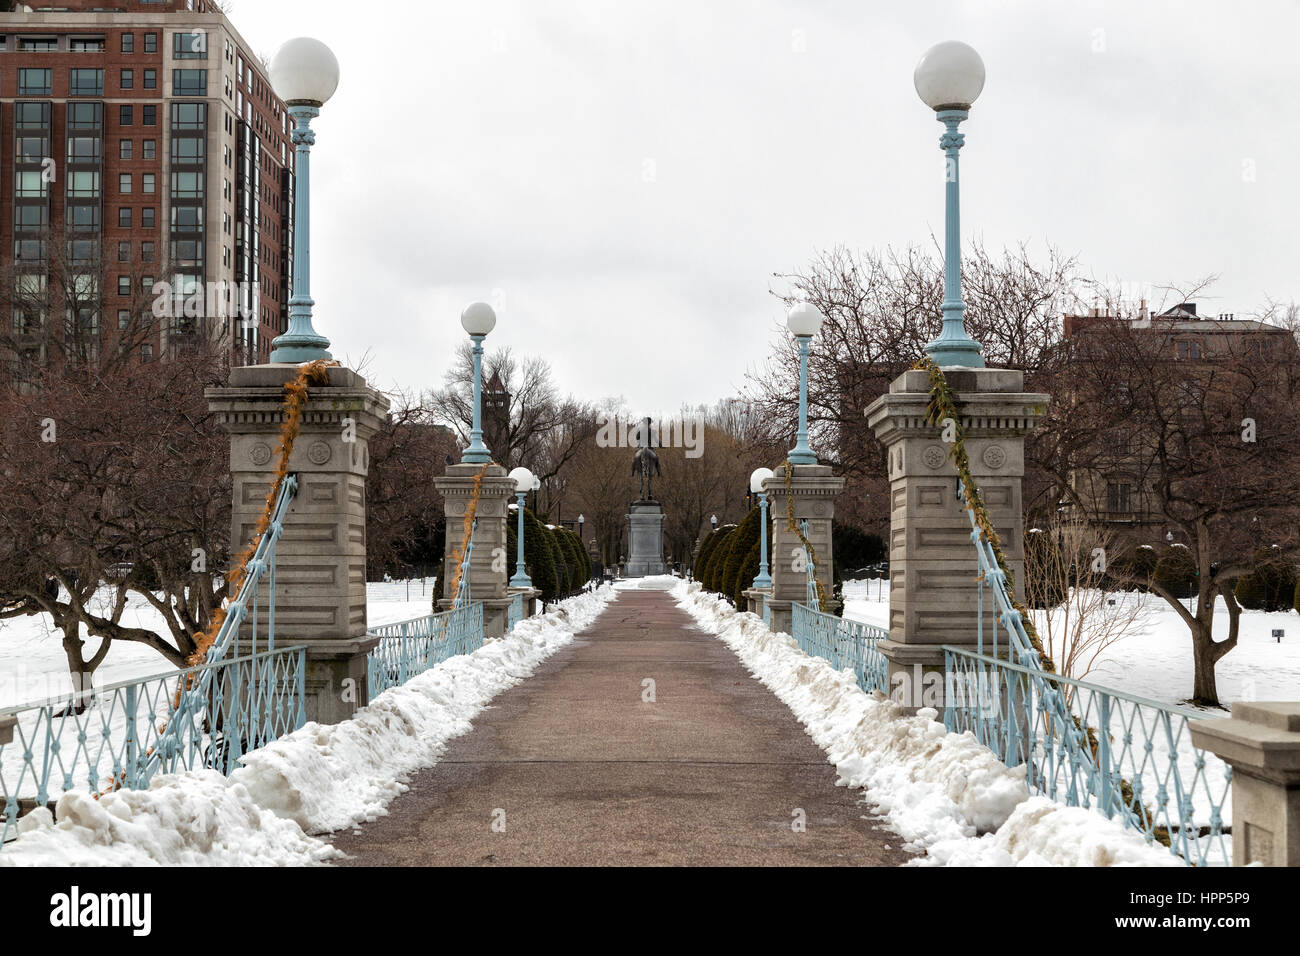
[0,0,293,378]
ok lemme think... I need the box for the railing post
[1097,693,1113,819]
[123,684,138,789]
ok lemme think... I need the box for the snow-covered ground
[0,579,441,710]
[841,579,1300,710]
[676,581,1184,867]
[0,586,616,865]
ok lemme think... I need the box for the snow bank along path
[673,582,1182,867]
[0,587,617,866]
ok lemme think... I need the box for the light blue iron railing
[1,645,305,848]
[944,647,1231,867]
[367,601,485,699]
[507,591,525,633]
[946,478,1231,866]
[791,601,890,696]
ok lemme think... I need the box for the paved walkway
[330,588,912,866]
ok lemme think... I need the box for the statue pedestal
[625,501,666,577]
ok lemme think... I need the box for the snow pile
[0,772,337,867]
[1,586,616,866]
[674,581,1178,867]
[927,797,1183,867]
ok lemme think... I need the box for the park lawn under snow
[0,586,616,866]
[842,579,1300,710]
[675,580,1184,867]
[0,579,443,710]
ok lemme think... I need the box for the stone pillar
[432,463,515,636]
[206,364,390,725]
[762,464,845,634]
[1190,702,1300,866]
[865,368,1048,714]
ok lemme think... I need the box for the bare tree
[0,345,232,704]
[426,344,599,518]
[1024,519,1149,690]
[1046,311,1300,706]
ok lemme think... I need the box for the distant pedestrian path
[330,588,911,865]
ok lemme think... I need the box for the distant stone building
[1061,302,1298,543]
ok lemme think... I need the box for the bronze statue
[631,416,662,501]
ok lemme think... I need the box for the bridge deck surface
[330,587,912,866]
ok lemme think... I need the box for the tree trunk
[58,629,95,715]
[1189,621,1221,707]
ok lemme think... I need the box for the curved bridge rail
[945,478,1231,867]
[2,477,308,849]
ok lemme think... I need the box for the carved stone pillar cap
[1189,702,1300,785]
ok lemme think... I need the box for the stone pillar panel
[205,363,391,724]
[763,464,845,633]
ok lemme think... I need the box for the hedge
[1235,548,1297,612]
[721,506,761,604]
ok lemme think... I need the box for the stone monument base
[625,500,666,577]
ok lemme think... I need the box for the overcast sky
[233,0,1300,415]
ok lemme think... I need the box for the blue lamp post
[786,302,825,465]
[508,466,534,587]
[267,37,339,364]
[914,40,987,368]
[750,467,774,588]
[460,302,497,464]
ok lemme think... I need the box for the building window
[70,37,106,54]
[119,173,132,194]
[118,208,132,228]
[21,37,58,52]
[141,344,154,363]
[170,171,204,198]
[172,138,204,164]
[142,208,156,229]
[121,32,134,53]
[120,105,134,126]
[119,139,133,160]
[142,241,155,262]
[173,69,208,96]
[143,69,157,90]
[1106,482,1132,514]
[118,241,130,262]
[143,139,157,160]
[1176,340,1202,361]
[143,105,157,126]
[70,69,104,96]
[118,276,131,296]
[18,69,52,95]
[142,173,155,194]
[118,310,130,329]
[120,69,133,90]
[15,171,48,199]
[144,32,157,54]
[173,32,208,59]
[68,170,100,197]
